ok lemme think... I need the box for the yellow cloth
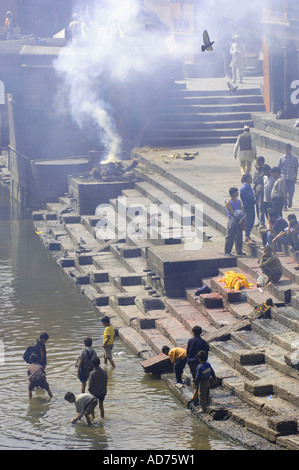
[169,347,187,363]
[103,325,115,345]
[218,271,253,291]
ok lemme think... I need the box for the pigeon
[201,30,214,52]
[227,81,238,93]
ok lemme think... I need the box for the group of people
[26,316,116,425]
[225,126,298,262]
[162,326,216,413]
[226,127,299,284]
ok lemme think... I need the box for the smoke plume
[54,0,170,162]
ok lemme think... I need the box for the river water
[0,184,243,451]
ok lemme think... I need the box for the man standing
[234,125,257,176]
[240,174,256,245]
[270,167,286,218]
[32,332,49,368]
[230,35,245,84]
[278,144,298,210]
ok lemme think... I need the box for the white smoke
[54,0,170,162]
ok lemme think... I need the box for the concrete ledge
[76,253,93,265]
[32,211,44,220]
[92,271,109,283]
[232,350,265,365]
[75,273,90,285]
[60,257,75,268]
[48,241,61,251]
[118,274,143,286]
[114,293,136,306]
[199,292,223,308]
[93,294,109,306]
[118,326,153,358]
[141,353,173,374]
[244,381,273,396]
[135,295,165,313]
[267,415,298,435]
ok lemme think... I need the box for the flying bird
[227,81,238,93]
[201,30,214,52]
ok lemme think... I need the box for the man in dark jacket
[186,326,209,380]
[32,332,49,368]
[88,356,108,418]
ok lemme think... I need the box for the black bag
[76,348,96,376]
[82,352,94,376]
[23,344,35,363]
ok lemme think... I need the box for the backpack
[76,348,96,376]
[23,344,35,363]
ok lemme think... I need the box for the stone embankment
[22,146,299,451]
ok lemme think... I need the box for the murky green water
[0,185,243,450]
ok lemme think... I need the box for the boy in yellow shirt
[101,316,115,368]
[162,345,187,385]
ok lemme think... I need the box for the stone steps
[160,120,253,130]
[143,83,265,147]
[172,95,264,105]
[31,149,299,449]
[165,103,266,114]
[252,113,299,157]
[108,191,184,246]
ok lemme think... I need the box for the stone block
[44,212,57,220]
[199,292,223,308]
[138,318,156,329]
[244,381,273,396]
[135,296,165,313]
[122,247,142,258]
[118,274,142,286]
[75,274,90,285]
[76,253,93,265]
[267,416,298,435]
[60,258,75,268]
[115,293,136,305]
[93,294,109,306]
[232,350,265,365]
[141,353,173,374]
[93,271,109,283]
[48,242,61,251]
[61,214,81,224]
[32,211,44,221]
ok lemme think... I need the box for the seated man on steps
[265,209,288,253]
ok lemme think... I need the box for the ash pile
[90,159,139,182]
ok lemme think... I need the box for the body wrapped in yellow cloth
[218,271,254,291]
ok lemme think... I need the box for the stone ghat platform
[146,243,237,297]
[29,136,299,450]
